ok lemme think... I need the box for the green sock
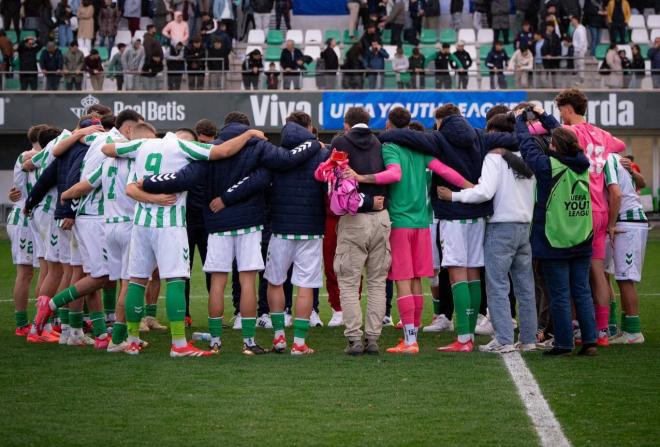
[111,322,127,345]
[432,299,441,315]
[293,318,309,343]
[90,311,106,337]
[51,286,80,308]
[15,311,28,328]
[166,280,186,341]
[58,308,69,325]
[125,282,146,338]
[145,304,157,318]
[271,312,285,333]
[620,311,627,332]
[103,287,116,314]
[467,280,482,334]
[609,300,618,326]
[452,282,471,339]
[242,317,256,341]
[69,311,83,329]
[625,315,641,333]
[209,317,223,338]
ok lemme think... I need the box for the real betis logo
[50,234,58,246]
[625,252,633,266]
[183,248,189,261]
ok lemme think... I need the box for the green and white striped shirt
[215,226,264,237]
[30,130,72,214]
[273,233,323,240]
[604,153,647,223]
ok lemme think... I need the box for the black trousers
[20,74,38,90]
[184,224,210,318]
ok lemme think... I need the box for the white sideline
[502,352,571,447]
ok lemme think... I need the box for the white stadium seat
[247,29,266,44]
[628,14,646,29]
[133,30,146,43]
[115,30,132,45]
[457,28,476,44]
[600,28,610,44]
[383,45,397,58]
[245,45,263,58]
[631,29,649,44]
[305,29,323,45]
[477,29,494,45]
[647,14,660,29]
[465,45,478,71]
[618,44,632,59]
[303,45,321,60]
[286,29,304,45]
[651,29,660,41]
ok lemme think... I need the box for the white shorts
[264,237,323,288]
[69,224,83,266]
[74,217,108,278]
[604,235,615,275]
[439,218,485,268]
[45,220,71,264]
[610,222,648,282]
[29,207,50,260]
[8,223,34,266]
[128,225,191,279]
[105,221,132,281]
[430,218,441,270]
[204,231,264,273]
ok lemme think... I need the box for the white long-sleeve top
[451,152,535,224]
[572,24,588,54]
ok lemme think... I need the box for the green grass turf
[0,230,659,446]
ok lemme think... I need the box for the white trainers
[382,315,394,326]
[67,332,95,346]
[107,341,128,353]
[232,314,242,330]
[328,310,343,327]
[256,314,272,329]
[284,313,293,328]
[58,327,70,345]
[609,332,644,344]
[475,314,495,336]
[309,310,323,327]
[139,318,150,332]
[422,314,454,332]
[514,341,537,352]
[478,338,516,353]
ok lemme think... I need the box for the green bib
[545,157,593,249]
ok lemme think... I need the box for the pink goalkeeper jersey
[564,122,625,213]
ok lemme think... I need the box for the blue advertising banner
[292,0,347,15]
[321,91,528,130]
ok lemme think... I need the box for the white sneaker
[536,337,554,350]
[284,313,293,328]
[309,310,323,327]
[382,315,394,326]
[478,338,516,353]
[67,333,95,346]
[475,314,494,336]
[512,318,518,329]
[139,318,149,332]
[256,314,272,329]
[609,331,644,344]
[328,310,343,327]
[232,314,242,330]
[107,341,128,353]
[423,314,454,332]
[514,341,537,352]
[58,327,70,345]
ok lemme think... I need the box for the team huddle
[7,87,649,358]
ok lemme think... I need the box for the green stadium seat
[479,45,492,60]
[324,29,341,43]
[343,29,359,45]
[503,44,514,56]
[595,44,608,60]
[6,30,17,44]
[96,47,109,61]
[4,77,20,90]
[403,44,414,57]
[304,61,317,77]
[7,29,36,44]
[382,29,392,44]
[420,29,437,45]
[421,46,437,62]
[439,28,457,44]
[265,46,282,61]
[267,29,284,45]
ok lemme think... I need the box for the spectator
[473,0,488,30]
[451,40,472,89]
[106,42,126,90]
[22,0,42,31]
[514,20,534,50]
[216,0,237,40]
[0,29,13,77]
[423,0,441,31]
[252,0,273,33]
[434,42,453,89]
[121,0,141,36]
[408,0,422,41]
[63,40,84,90]
[379,0,404,46]
[152,0,171,33]
[559,35,575,87]
[583,0,608,56]
[450,0,464,32]
[320,38,339,89]
[214,21,233,52]
[275,0,291,30]
[629,43,644,88]
[185,36,206,90]
[649,37,660,88]
[207,37,230,88]
[173,0,195,37]
[508,43,533,87]
[491,0,511,44]
[605,43,623,88]
[408,46,425,89]
[341,43,365,89]
[200,11,218,48]
[163,11,190,46]
[1,0,21,39]
[55,0,74,47]
[359,22,381,51]
[141,51,164,90]
[532,31,546,87]
[165,42,186,90]
[40,41,64,90]
[542,21,561,87]
[84,48,104,90]
[280,39,304,90]
[17,36,41,90]
[607,0,631,44]
[391,45,409,88]
[619,48,632,87]
[347,0,362,39]
[242,48,263,90]
[558,0,581,32]
[365,39,388,89]
[265,61,279,89]
[121,38,145,90]
[77,0,94,52]
[144,24,164,61]
[486,40,509,89]
[571,15,588,83]
[98,0,119,52]
[38,0,56,46]
[514,0,536,34]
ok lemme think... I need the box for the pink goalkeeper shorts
[388,228,434,281]
[592,210,608,260]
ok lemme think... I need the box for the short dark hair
[116,110,144,129]
[513,101,534,111]
[224,111,251,126]
[147,24,156,32]
[86,103,112,116]
[623,154,634,162]
[555,88,588,116]
[408,121,425,131]
[117,43,127,50]
[441,43,450,49]
[387,107,411,129]
[38,127,61,149]
[551,127,582,157]
[27,124,49,143]
[194,119,218,138]
[344,107,370,127]
[132,122,157,136]
[286,111,313,129]
[486,104,510,122]
[434,104,461,120]
[486,113,514,133]
[175,128,198,141]
[100,114,116,130]
[90,49,99,55]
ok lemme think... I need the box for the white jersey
[7,152,30,227]
[88,156,136,223]
[114,132,211,228]
[30,129,72,214]
[604,153,647,223]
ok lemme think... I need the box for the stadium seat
[479,45,491,60]
[457,28,476,44]
[116,30,132,45]
[247,29,266,44]
[383,45,397,58]
[647,14,660,29]
[305,29,323,45]
[600,28,611,43]
[4,77,20,90]
[465,45,478,71]
[324,29,341,43]
[619,44,632,59]
[286,29,304,45]
[304,45,321,60]
[631,29,649,44]
[420,29,437,44]
[139,16,153,29]
[651,29,660,41]
[439,28,457,44]
[422,46,437,61]
[342,29,359,45]
[477,29,494,45]
[246,44,263,57]
[134,30,146,42]
[595,44,609,59]
[382,29,392,44]
[96,47,109,61]
[267,29,285,45]
[265,46,281,61]
[6,30,16,44]
[628,14,646,29]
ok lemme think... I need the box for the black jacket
[451,49,473,71]
[207,45,230,71]
[321,46,339,71]
[18,41,42,71]
[40,49,63,72]
[185,45,206,71]
[251,0,274,13]
[280,47,303,71]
